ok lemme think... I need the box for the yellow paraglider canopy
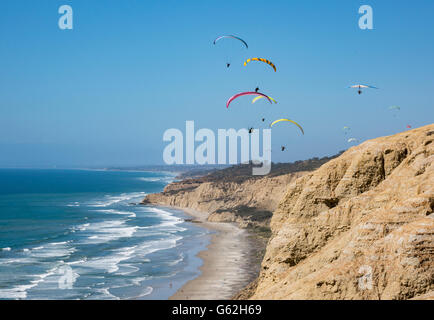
[252,95,277,104]
[270,119,304,135]
[244,58,276,72]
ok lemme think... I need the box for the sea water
[0,169,210,300]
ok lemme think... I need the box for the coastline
[168,207,262,300]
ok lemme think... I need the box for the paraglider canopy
[226,92,272,108]
[389,106,401,111]
[389,106,401,118]
[270,119,304,135]
[244,58,277,72]
[213,35,248,49]
[214,35,248,68]
[252,95,277,104]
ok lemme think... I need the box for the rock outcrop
[250,124,434,300]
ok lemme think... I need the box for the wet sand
[170,208,261,300]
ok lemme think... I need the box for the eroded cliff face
[142,172,306,228]
[251,124,434,300]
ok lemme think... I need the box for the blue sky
[0,0,433,167]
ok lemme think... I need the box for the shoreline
[168,207,262,300]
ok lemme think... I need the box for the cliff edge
[249,124,433,300]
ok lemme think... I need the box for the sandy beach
[169,208,262,300]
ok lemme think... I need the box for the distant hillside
[108,153,343,181]
[106,164,229,174]
[176,151,344,183]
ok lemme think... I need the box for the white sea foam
[92,288,120,300]
[131,276,150,286]
[67,257,88,265]
[143,207,186,232]
[66,202,80,207]
[115,264,140,276]
[1,247,11,252]
[29,242,76,259]
[0,257,32,265]
[0,264,79,299]
[89,192,147,207]
[77,245,138,274]
[137,286,153,298]
[74,234,181,279]
[135,236,182,258]
[0,283,35,299]
[70,223,90,233]
[95,209,136,218]
[51,241,71,246]
[137,177,161,182]
[0,243,75,267]
[168,253,184,267]
[137,176,174,183]
[78,220,138,245]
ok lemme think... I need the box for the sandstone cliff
[143,171,307,229]
[142,155,340,229]
[250,124,434,300]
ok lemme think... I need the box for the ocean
[0,169,211,300]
